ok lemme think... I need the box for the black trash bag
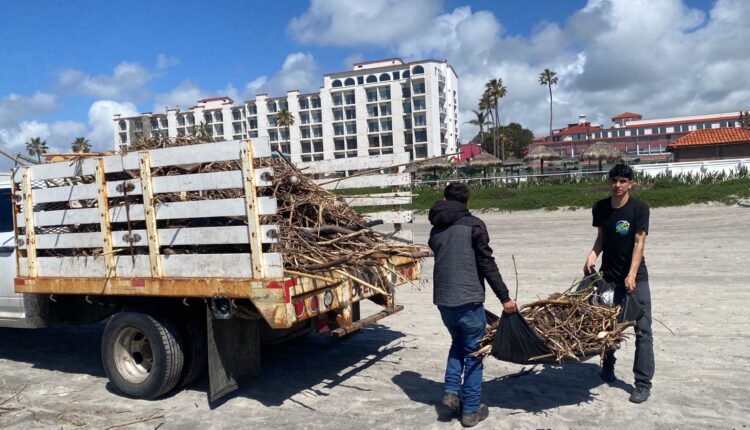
[490,312,551,365]
[619,293,645,323]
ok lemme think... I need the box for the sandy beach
[0,203,748,429]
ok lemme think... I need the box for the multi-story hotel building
[535,111,742,159]
[113,58,460,162]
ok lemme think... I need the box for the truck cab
[0,173,29,327]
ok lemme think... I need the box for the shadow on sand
[392,362,633,418]
[0,322,406,407]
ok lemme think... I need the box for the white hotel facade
[113,58,460,162]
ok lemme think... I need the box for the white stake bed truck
[0,138,420,402]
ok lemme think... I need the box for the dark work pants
[603,279,655,389]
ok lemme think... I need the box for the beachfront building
[534,111,742,161]
[113,58,460,162]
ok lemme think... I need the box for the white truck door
[0,174,24,322]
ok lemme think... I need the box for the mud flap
[207,310,261,403]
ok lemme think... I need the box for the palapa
[524,145,562,175]
[463,151,502,179]
[580,141,623,171]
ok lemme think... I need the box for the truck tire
[178,316,207,387]
[101,311,184,400]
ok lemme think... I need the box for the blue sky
[1,0,746,167]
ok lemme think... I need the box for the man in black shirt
[584,164,654,404]
[429,183,516,427]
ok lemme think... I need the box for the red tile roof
[558,123,603,135]
[612,112,642,120]
[668,127,750,149]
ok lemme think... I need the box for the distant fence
[632,158,750,177]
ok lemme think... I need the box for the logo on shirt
[615,220,631,236]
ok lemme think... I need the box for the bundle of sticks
[122,136,426,286]
[474,278,635,362]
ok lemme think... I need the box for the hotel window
[151,118,159,129]
[248,118,258,129]
[369,133,394,155]
[311,110,322,123]
[160,118,168,128]
[344,91,355,105]
[187,114,195,125]
[334,137,358,159]
[301,127,311,139]
[119,120,127,130]
[403,70,410,79]
[311,97,321,108]
[345,107,356,120]
[415,129,427,142]
[232,110,242,121]
[378,87,391,100]
[379,73,390,82]
[267,102,277,113]
[414,114,427,127]
[344,77,355,86]
[177,116,185,126]
[333,108,344,121]
[247,104,257,115]
[366,75,377,83]
[357,76,364,85]
[233,123,242,134]
[380,118,392,131]
[332,93,343,106]
[299,112,309,125]
[403,115,412,129]
[402,85,411,98]
[135,120,143,131]
[267,115,278,127]
[345,121,357,135]
[413,82,425,94]
[299,99,309,110]
[334,124,345,136]
[380,103,391,116]
[312,125,322,138]
[412,65,424,75]
[301,139,324,162]
[332,79,343,88]
[403,101,412,113]
[368,119,379,133]
[413,98,426,111]
[414,144,428,159]
[204,113,212,123]
[367,89,378,102]
[393,71,400,80]
[269,130,279,142]
[368,105,379,118]
[215,112,223,122]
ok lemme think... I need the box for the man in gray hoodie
[428,182,516,427]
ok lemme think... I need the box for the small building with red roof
[667,128,750,162]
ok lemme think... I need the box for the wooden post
[139,152,162,277]
[21,168,37,277]
[95,159,115,276]
[240,140,264,279]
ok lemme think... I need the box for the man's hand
[502,299,517,314]
[583,252,597,275]
[624,274,637,292]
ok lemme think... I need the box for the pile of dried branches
[120,136,426,285]
[475,277,635,362]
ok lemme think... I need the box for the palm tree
[276,109,295,155]
[465,110,488,146]
[25,137,48,163]
[539,68,559,142]
[478,93,494,153]
[484,78,508,160]
[194,121,213,142]
[71,137,91,153]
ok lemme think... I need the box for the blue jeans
[438,303,486,415]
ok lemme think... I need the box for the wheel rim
[113,326,154,384]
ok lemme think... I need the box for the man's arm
[584,227,604,274]
[625,231,647,292]
[471,221,516,313]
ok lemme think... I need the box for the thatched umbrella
[463,151,503,179]
[415,157,454,179]
[525,145,562,175]
[502,157,524,177]
[581,141,623,171]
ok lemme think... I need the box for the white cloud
[0,120,86,156]
[152,81,209,111]
[0,92,59,129]
[253,52,320,96]
[87,100,139,151]
[288,0,750,141]
[156,54,180,70]
[287,0,442,47]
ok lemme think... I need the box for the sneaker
[461,404,489,428]
[629,386,650,404]
[600,363,616,383]
[441,392,461,415]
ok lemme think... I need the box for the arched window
[344,77,355,86]
[366,75,378,83]
[332,79,343,88]
[403,70,410,79]
[379,73,390,81]
[412,65,424,74]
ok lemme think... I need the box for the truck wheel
[101,311,184,400]
[178,316,207,387]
